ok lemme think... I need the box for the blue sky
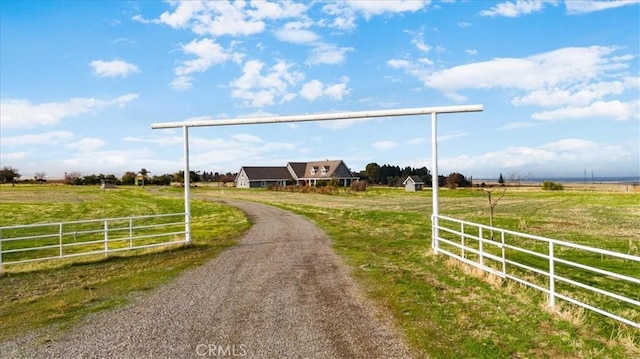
[1,0,639,180]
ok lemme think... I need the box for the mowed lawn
[1,184,638,358]
[192,185,640,359]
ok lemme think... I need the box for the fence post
[460,222,465,258]
[432,215,439,254]
[548,240,555,308]
[479,226,484,266]
[501,230,506,276]
[129,218,133,249]
[59,223,63,258]
[104,220,109,257]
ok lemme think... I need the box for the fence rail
[0,213,187,267]
[432,214,640,329]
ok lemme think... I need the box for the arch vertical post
[183,125,192,245]
[431,111,439,254]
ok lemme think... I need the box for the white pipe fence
[0,213,187,267]
[432,214,640,329]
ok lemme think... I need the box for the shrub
[350,181,368,192]
[542,181,564,191]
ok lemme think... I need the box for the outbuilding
[403,175,424,192]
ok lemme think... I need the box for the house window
[261,181,266,187]
[321,166,328,175]
[310,166,318,175]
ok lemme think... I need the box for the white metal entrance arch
[151,105,483,245]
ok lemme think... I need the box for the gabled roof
[295,160,354,179]
[403,175,424,185]
[240,166,293,181]
[287,162,307,178]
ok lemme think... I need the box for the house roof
[403,175,424,185]
[239,160,358,182]
[240,166,293,181]
[287,162,307,178]
[297,160,354,179]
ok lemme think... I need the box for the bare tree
[64,171,83,185]
[34,171,46,183]
[508,170,530,187]
[486,187,506,240]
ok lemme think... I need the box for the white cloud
[479,0,636,17]
[231,133,264,143]
[458,22,471,28]
[89,60,139,78]
[387,59,412,69]
[169,76,193,91]
[540,138,599,151]
[321,0,430,30]
[466,49,478,56]
[531,99,640,121]
[564,0,640,14]
[230,59,304,107]
[0,94,139,130]
[480,0,557,17]
[300,78,350,101]
[438,138,638,177]
[65,137,107,152]
[274,22,319,44]
[1,131,74,147]
[373,140,397,149]
[169,38,243,90]
[123,134,184,146]
[0,151,28,161]
[307,43,353,65]
[419,46,635,120]
[511,80,628,107]
[246,1,308,20]
[175,38,241,76]
[135,0,307,37]
[318,116,375,130]
[300,80,324,100]
[343,0,430,20]
[411,31,432,53]
[426,46,622,95]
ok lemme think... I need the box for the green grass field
[0,184,250,341]
[192,185,640,358]
[1,184,638,358]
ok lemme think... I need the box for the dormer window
[310,166,318,175]
[321,166,328,175]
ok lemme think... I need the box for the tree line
[2,163,475,188]
[0,166,238,186]
[360,162,472,188]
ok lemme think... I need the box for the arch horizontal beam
[151,104,483,129]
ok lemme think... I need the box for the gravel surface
[1,200,416,358]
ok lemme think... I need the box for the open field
[1,184,638,358]
[192,185,640,358]
[0,184,250,341]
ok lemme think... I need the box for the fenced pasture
[0,213,186,266]
[433,214,639,328]
[1,184,638,357]
[0,184,250,342]
[0,185,190,269]
[192,185,639,358]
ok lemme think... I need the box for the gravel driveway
[1,200,416,358]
